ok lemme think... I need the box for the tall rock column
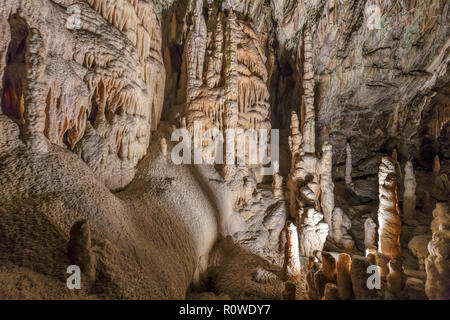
[377,156,402,260]
[301,28,315,154]
[222,11,239,179]
[403,160,416,223]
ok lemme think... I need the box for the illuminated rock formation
[298,208,329,258]
[321,251,337,283]
[337,253,353,300]
[426,203,450,300]
[386,259,407,298]
[408,235,431,271]
[160,137,168,156]
[272,161,284,198]
[0,0,166,191]
[403,160,416,223]
[377,156,402,260]
[331,207,354,250]
[345,142,353,189]
[283,221,301,282]
[364,218,377,251]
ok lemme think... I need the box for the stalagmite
[272,161,283,198]
[403,160,416,222]
[322,252,337,283]
[376,251,391,279]
[283,221,301,282]
[298,208,329,258]
[378,156,402,260]
[331,207,354,249]
[160,138,168,156]
[408,235,431,271]
[302,27,315,154]
[425,203,450,300]
[320,142,335,232]
[287,111,302,218]
[433,155,440,175]
[364,218,377,250]
[345,142,353,188]
[67,220,95,281]
[386,259,407,298]
[337,253,353,300]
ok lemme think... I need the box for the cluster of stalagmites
[286,28,354,260]
[282,148,447,300]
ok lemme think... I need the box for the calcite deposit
[0,0,448,301]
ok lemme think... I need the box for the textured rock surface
[425,203,450,300]
[0,0,449,300]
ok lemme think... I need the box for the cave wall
[0,0,167,191]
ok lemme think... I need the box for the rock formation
[0,0,448,301]
[377,156,402,260]
[364,218,377,251]
[403,160,416,223]
[336,253,353,300]
[283,221,301,282]
[426,203,450,300]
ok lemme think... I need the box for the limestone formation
[426,203,450,300]
[283,221,301,282]
[387,259,407,298]
[67,220,95,281]
[272,161,283,198]
[0,0,449,301]
[321,252,337,283]
[364,218,377,251]
[375,252,391,280]
[298,208,329,258]
[377,156,402,260]
[345,142,353,189]
[320,142,334,232]
[337,253,353,300]
[160,138,168,156]
[331,207,354,250]
[403,160,416,223]
[408,235,431,271]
